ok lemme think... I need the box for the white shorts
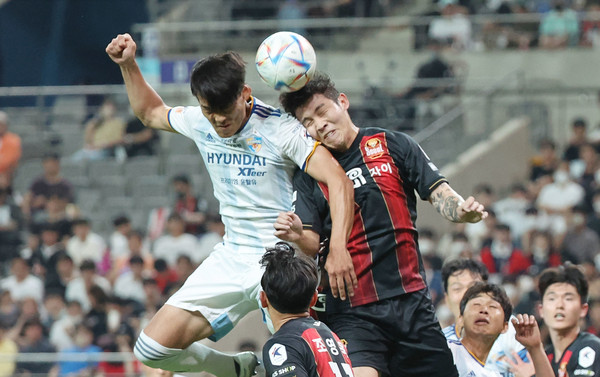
[165,243,265,341]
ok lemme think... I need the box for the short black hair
[113,215,130,227]
[190,52,246,113]
[129,255,144,266]
[80,259,96,272]
[538,264,589,303]
[72,218,90,227]
[573,117,587,128]
[279,72,340,117]
[172,174,190,185]
[460,282,512,323]
[260,242,318,314]
[441,258,489,293]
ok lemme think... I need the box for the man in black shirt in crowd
[275,73,487,377]
[260,242,354,377]
[539,265,600,377]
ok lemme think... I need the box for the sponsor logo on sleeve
[269,343,287,366]
[579,347,596,368]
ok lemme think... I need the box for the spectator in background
[52,322,102,377]
[30,193,72,240]
[151,259,178,296]
[171,174,208,236]
[65,259,111,312]
[66,218,106,267]
[26,222,66,280]
[0,257,44,305]
[0,291,18,330]
[0,111,22,185]
[44,252,77,298]
[0,319,17,377]
[277,0,307,35]
[109,229,153,282]
[122,116,159,158]
[49,300,83,351]
[41,292,66,331]
[174,255,196,288]
[109,215,132,260]
[83,285,109,345]
[480,223,531,276]
[153,213,199,266]
[563,118,589,161]
[428,0,473,50]
[539,0,580,49]
[526,230,561,275]
[581,1,600,48]
[15,318,56,376]
[587,189,600,236]
[493,183,531,242]
[0,186,23,260]
[72,97,126,161]
[530,139,560,182]
[575,143,600,210]
[465,184,496,249]
[21,153,74,221]
[196,213,224,259]
[113,255,147,305]
[561,205,600,265]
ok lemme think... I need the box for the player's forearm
[294,229,320,258]
[528,344,554,377]
[119,61,168,129]
[327,176,354,250]
[430,183,465,223]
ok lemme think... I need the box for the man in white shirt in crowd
[0,256,44,304]
[66,218,106,267]
[113,255,147,305]
[65,259,111,312]
[153,213,200,266]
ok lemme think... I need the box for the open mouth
[323,130,335,140]
[474,318,490,325]
[554,313,566,319]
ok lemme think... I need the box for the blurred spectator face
[73,222,90,239]
[11,258,29,280]
[531,232,551,255]
[46,194,67,214]
[580,144,598,166]
[540,282,588,332]
[23,321,43,343]
[540,142,557,162]
[57,255,75,277]
[553,164,571,186]
[128,232,144,254]
[572,122,587,141]
[176,256,195,280]
[167,217,185,236]
[42,156,60,177]
[493,227,511,244]
[44,294,65,319]
[41,228,59,246]
[131,260,144,277]
[172,180,189,198]
[74,325,94,348]
[419,236,436,256]
[445,269,484,318]
[66,301,83,321]
[21,298,39,318]
[81,266,96,285]
[99,100,117,119]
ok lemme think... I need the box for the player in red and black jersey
[539,265,600,377]
[275,73,488,377]
[260,242,354,377]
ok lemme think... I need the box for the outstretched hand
[273,211,304,242]
[106,33,137,66]
[512,314,542,350]
[457,196,488,223]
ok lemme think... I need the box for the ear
[500,321,509,334]
[581,302,589,319]
[259,291,268,309]
[242,84,252,100]
[309,291,318,308]
[338,93,350,111]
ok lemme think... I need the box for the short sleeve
[292,170,324,235]
[274,114,318,171]
[263,338,311,377]
[387,131,446,201]
[167,106,198,139]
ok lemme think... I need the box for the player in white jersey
[450,282,554,377]
[106,34,355,377]
[442,258,526,377]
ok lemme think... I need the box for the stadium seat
[130,175,169,199]
[87,159,124,182]
[165,154,205,176]
[97,176,129,198]
[124,156,162,177]
[166,134,197,155]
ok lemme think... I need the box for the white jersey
[443,317,526,377]
[448,340,501,377]
[168,97,317,254]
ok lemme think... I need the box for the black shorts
[326,288,458,377]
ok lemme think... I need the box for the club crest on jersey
[579,346,596,368]
[246,136,262,153]
[364,138,384,159]
[269,343,287,366]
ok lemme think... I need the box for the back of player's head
[441,258,489,293]
[538,264,588,303]
[460,282,512,323]
[190,51,246,113]
[279,72,340,117]
[260,242,318,314]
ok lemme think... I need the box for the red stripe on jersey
[359,133,425,292]
[317,182,378,307]
[303,328,334,377]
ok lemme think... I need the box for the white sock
[134,330,241,376]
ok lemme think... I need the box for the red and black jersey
[546,332,600,377]
[293,128,446,312]
[263,317,354,377]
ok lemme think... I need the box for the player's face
[445,270,483,319]
[296,93,355,152]
[198,85,252,138]
[461,293,507,338]
[540,282,588,333]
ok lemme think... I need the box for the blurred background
[1,0,600,376]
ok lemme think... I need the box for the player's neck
[272,311,311,332]
[461,334,496,365]
[549,325,580,360]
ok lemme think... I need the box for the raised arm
[512,314,554,377]
[274,211,320,257]
[305,145,356,300]
[105,33,172,132]
[429,182,488,223]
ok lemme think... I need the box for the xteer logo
[364,138,384,159]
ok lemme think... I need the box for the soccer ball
[255,31,317,93]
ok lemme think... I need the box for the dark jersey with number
[263,317,354,377]
[293,128,446,312]
[546,332,600,377]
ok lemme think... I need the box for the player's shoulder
[443,324,459,341]
[576,332,600,349]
